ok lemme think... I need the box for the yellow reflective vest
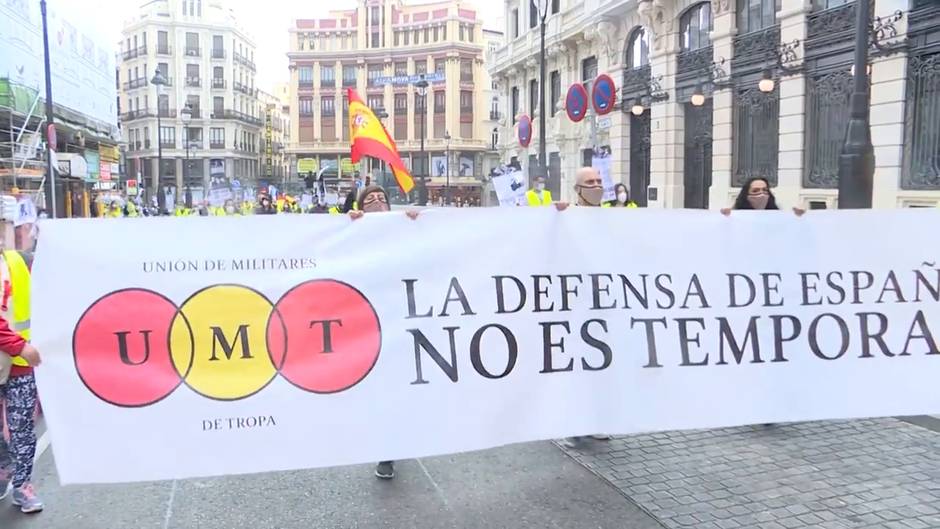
[526,189,552,206]
[3,251,30,367]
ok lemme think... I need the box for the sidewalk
[559,418,940,529]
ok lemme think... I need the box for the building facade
[489,0,940,208]
[119,0,261,204]
[258,88,291,185]
[287,0,495,204]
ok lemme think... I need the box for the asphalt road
[1,440,665,529]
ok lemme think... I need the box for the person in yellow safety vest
[240,201,253,215]
[220,199,237,215]
[107,202,124,218]
[609,183,638,208]
[125,201,139,217]
[174,205,189,216]
[0,248,46,513]
[276,197,286,213]
[525,175,553,206]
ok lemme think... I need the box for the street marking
[33,430,50,463]
[162,479,178,529]
[416,458,449,509]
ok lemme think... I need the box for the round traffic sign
[518,115,532,147]
[591,74,617,115]
[566,84,589,123]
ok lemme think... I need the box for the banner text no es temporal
[403,266,940,383]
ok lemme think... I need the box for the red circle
[591,74,617,116]
[267,280,381,393]
[72,289,181,407]
[566,84,589,123]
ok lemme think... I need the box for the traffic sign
[592,74,617,116]
[566,84,589,123]
[597,117,612,130]
[518,115,532,147]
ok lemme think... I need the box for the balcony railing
[123,78,148,90]
[122,45,148,60]
[144,139,151,149]
[211,109,263,126]
[183,108,202,119]
[343,78,357,87]
[210,141,226,149]
[234,82,257,97]
[234,52,256,71]
[184,46,201,57]
[212,78,226,89]
[156,45,172,56]
[160,140,176,148]
[211,48,226,59]
[489,110,501,120]
[299,80,314,90]
[121,109,154,121]
[158,107,177,118]
[320,78,335,87]
[183,140,204,150]
[185,76,202,87]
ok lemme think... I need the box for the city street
[4,418,940,529]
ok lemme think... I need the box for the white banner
[492,169,526,206]
[33,209,940,484]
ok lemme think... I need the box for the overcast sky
[102,0,504,93]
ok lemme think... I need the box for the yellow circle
[170,285,276,400]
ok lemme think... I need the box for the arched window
[625,27,650,69]
[680,2,713,52]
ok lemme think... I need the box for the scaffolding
[0,80,46,204]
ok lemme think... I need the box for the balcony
[160,140,176,149]
[156,45,172,56]
[343,78,357,87]
[489,110,501,120]
[213,109,262,126]
[144,139,151,149]
[121,109,154,121]
[211,48,226,59]
[234,52,256,71]
[184,108,202,119]
[210,140,226,149]
[185,77,202,87]
[122,46,147,60]
[183,139,204,150]
[212,78,226,89]
[123,78,148,90]
[157,107,177,118]
[299,80,314,90]
[320,78,335,88]
[234,82,257,97]
[184,46,201,57]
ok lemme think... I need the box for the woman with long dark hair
[721,177,803,216]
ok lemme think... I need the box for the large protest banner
[33,208,940,484]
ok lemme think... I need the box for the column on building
[870,0,910,207]
[556,44,581,201]
[593,19,629,189]
[647,7,682,209]
[774,1,810,209]
[708,1,736,209]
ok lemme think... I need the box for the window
[213,96,224,115]
[424,28,430,43]
[186,95,200,115]
[320,96,335,117]
[395,62,407,76]
[902,52,940,190]
[529,79,538,116]
[415,60,427,75]
[185,32,200,55]
[738,0,780,34]
[460,59,473,82]
[159,126,175,146]
[367,95,384,111]
[552,0,560,14]
[371,32,379,48]
[460,91,473,113]
[158,94,169,113]
[550,70,560,115]
[511,87,520,118]
[680,3,713,51]
[186,64,200,86]
[343,65,357,86]
[812,0,851,9]
[212,35,223,57]
[511,9,519,38]
[626,27,650,69]
[804,70,853,188]
[434,91,446,113]
[435,58,446,76]
[415,92,426,111]
[460,25,465,42]
[433,27,440,42]
[158,31,169,53]
[529,0,538,28]
[299,66,313,86]
[733,88,779,185]
[404,31,410,45]
[368,64,383,86]
[300,97,314,116]
[213,66,223,79]
[321,65,335,86]
[582,56,597,83]
[395,93,408,112]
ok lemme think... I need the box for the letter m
[717,317,764,365]
[209,325,253,361]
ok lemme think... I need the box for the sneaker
[374,461,394,480]
[590,434,611,440]
[12,483,43,513]
[0,469,11,501]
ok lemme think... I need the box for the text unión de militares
[401,267,940,384]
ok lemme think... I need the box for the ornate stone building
[489,0,940,208]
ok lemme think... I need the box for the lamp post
[180,102,193,200]
[444,130,451,206]
[151,70,168,212]
[534,0,549,181]
[837,0,874,209]
[415,74,429,205]
[40,0,58,217]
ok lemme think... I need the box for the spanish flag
[348,88,415,193]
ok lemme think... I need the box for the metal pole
[446,139,450,205]
[40,0,57,218]
[538,9,547,181]
[420,98,426,205]
[156,110,164,212]
[837,0,874,209]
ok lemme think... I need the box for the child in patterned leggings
[0,315,43,514]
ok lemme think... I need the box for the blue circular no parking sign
[592,74,617,115]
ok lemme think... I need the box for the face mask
[361,201,389,213]
[225,206,236,214]
[617,192,628,203]
[578,185,604,206]
[747,194,769,210]
[535,183,545,192]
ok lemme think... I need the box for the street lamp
[415,74,429,205]
[534,0,550,181]
[838,0,874,209]
[444,130,451,206]
[180,102,193,197]
[758,69,775,94]
[40,0,58,217]
[151,69,168,212]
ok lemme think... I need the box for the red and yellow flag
[348,88,415,193]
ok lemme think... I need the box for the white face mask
[617,192,628,203]
[535,183,545,192]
